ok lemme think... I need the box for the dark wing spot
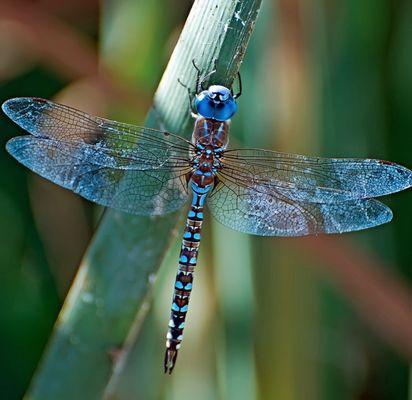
[33,97,48,103]
[83,127,106,145]
[379,160,396,166]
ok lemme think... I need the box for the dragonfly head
[195,85,237,122]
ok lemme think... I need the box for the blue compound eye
[195,85,237,122]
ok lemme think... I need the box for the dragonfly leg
[192,59,217,93]
[177,77,197,115]
[192,59,203,93]
[199,68,216,91]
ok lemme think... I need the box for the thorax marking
[190,117,229,187]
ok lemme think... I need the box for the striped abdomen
[164,182,211,374]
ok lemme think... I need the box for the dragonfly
[3,66,412,374]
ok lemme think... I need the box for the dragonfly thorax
[195,85,237,122]
[190,117,228,187]
[192,116,229,150]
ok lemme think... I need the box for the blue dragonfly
[3,67,412,373]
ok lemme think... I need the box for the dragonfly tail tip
[164,348,178,374]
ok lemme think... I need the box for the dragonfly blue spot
[185,283,192,290]
[180,255,188,263]
[181,305,188,312]
[175,281,184,289]
[172,303,179,312]
[189,257,197,264]
[193,233,201,240]
[178,322,185,329]
[188,210,196,218]
[183,231,192,239]
[197,212,203,219]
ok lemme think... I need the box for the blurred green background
[0,0,411,399]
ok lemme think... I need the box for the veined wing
[2,97,192,170]
[222,148,412,203]
[207,176,392,237]
[3,98,193,215]
[6,136,191,215]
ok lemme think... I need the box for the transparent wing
[207,177,393,237]
[222,148,412,203]
[2,97,193,170]
[3,97,193,215]
[7,137,190,215]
